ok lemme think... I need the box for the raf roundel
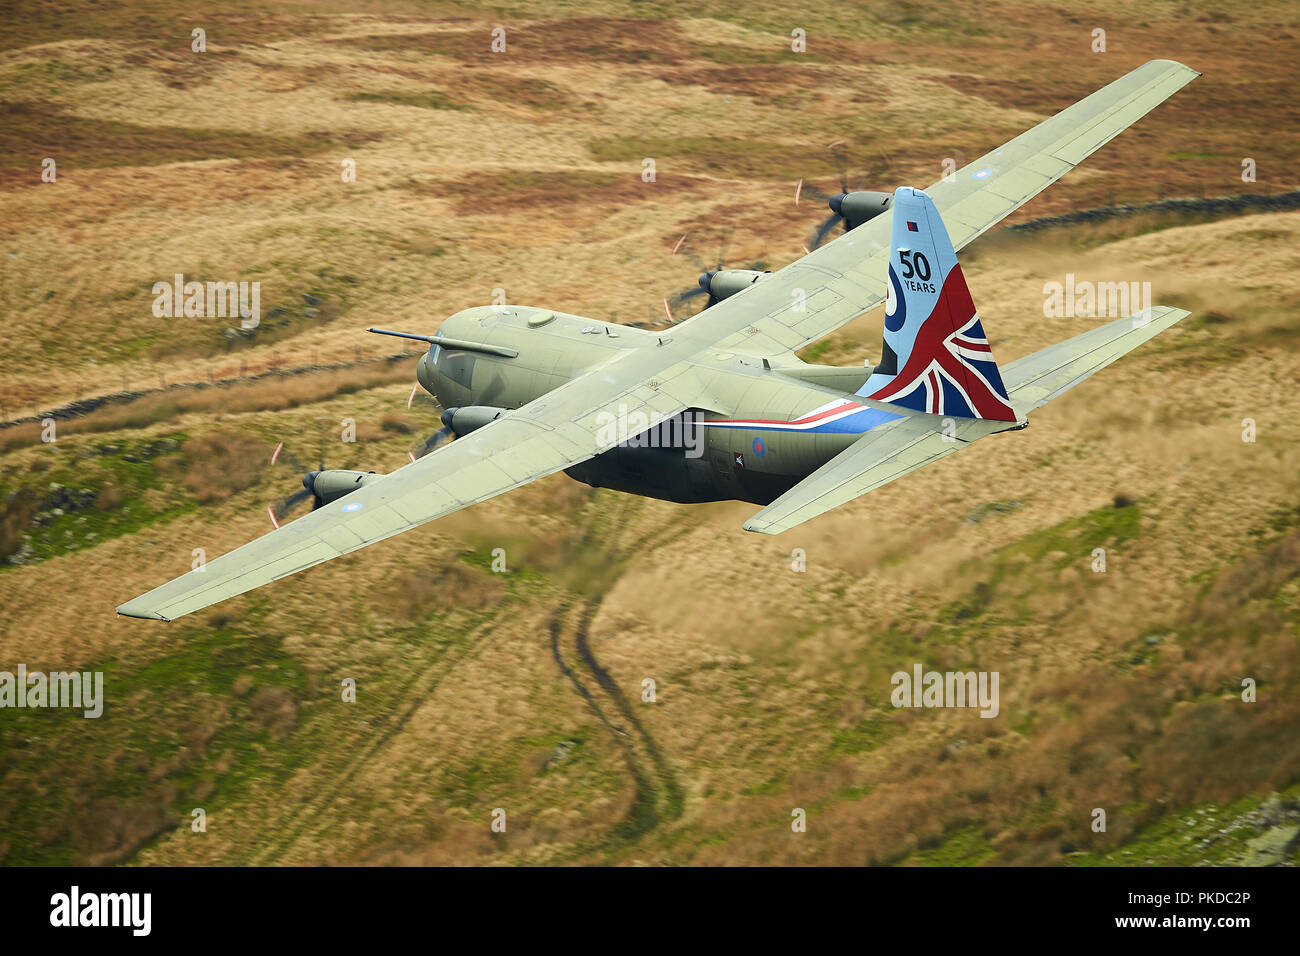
[884,264,908,333]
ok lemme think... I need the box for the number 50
[899,250,931,281]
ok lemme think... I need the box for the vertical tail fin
[857,187,1017,422]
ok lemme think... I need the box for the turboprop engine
[809,189,895,248]
[302,469,384,507]
[440,405,505,437]
[695,269,770,307]
[829,190,893,229]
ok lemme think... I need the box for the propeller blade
[714,231,732,271]
[682,249,708,272]
[670,286,709,306]
[665,285,710,322]
[811,210,844,249]
[832,148,850,193]
[272,487,313,522]
[414,426,453,459]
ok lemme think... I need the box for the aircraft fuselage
[418,305,906,505]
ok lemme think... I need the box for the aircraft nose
[302,471,320,492]
[829,192,847,215]
[416,349,437,396]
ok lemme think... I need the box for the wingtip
[1149,304,1193,327]
[1147,57,1200,77]
[115,600,170,622]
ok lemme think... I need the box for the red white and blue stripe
[703,398,901,435]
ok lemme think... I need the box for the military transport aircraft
[118,59,1198,622]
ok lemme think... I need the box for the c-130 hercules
[119,59,1198,622]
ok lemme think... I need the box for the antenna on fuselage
[366,327,436,344]
[365,327,518,359]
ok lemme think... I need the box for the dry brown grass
[1,0,1297,867]
[176,429,268,503]
[3,0,1294,409]
[0,360,416,452]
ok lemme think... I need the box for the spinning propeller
[664,236,769,321]
[802,146,895,250]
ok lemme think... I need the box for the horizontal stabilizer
[742,415,1006,535]
[743,306,1191,535]
[1003,306,1190,412]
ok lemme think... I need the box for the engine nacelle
[698,269,770,304]
[441,405,505,437]
[302,469,383,507]
[831,190,893,230]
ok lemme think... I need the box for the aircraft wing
[741,414,1008,535]
[116,351,708,622]
[682,58,1199,357]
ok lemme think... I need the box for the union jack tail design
[857,187,1016,422]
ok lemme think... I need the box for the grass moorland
[0,0,1298,865]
